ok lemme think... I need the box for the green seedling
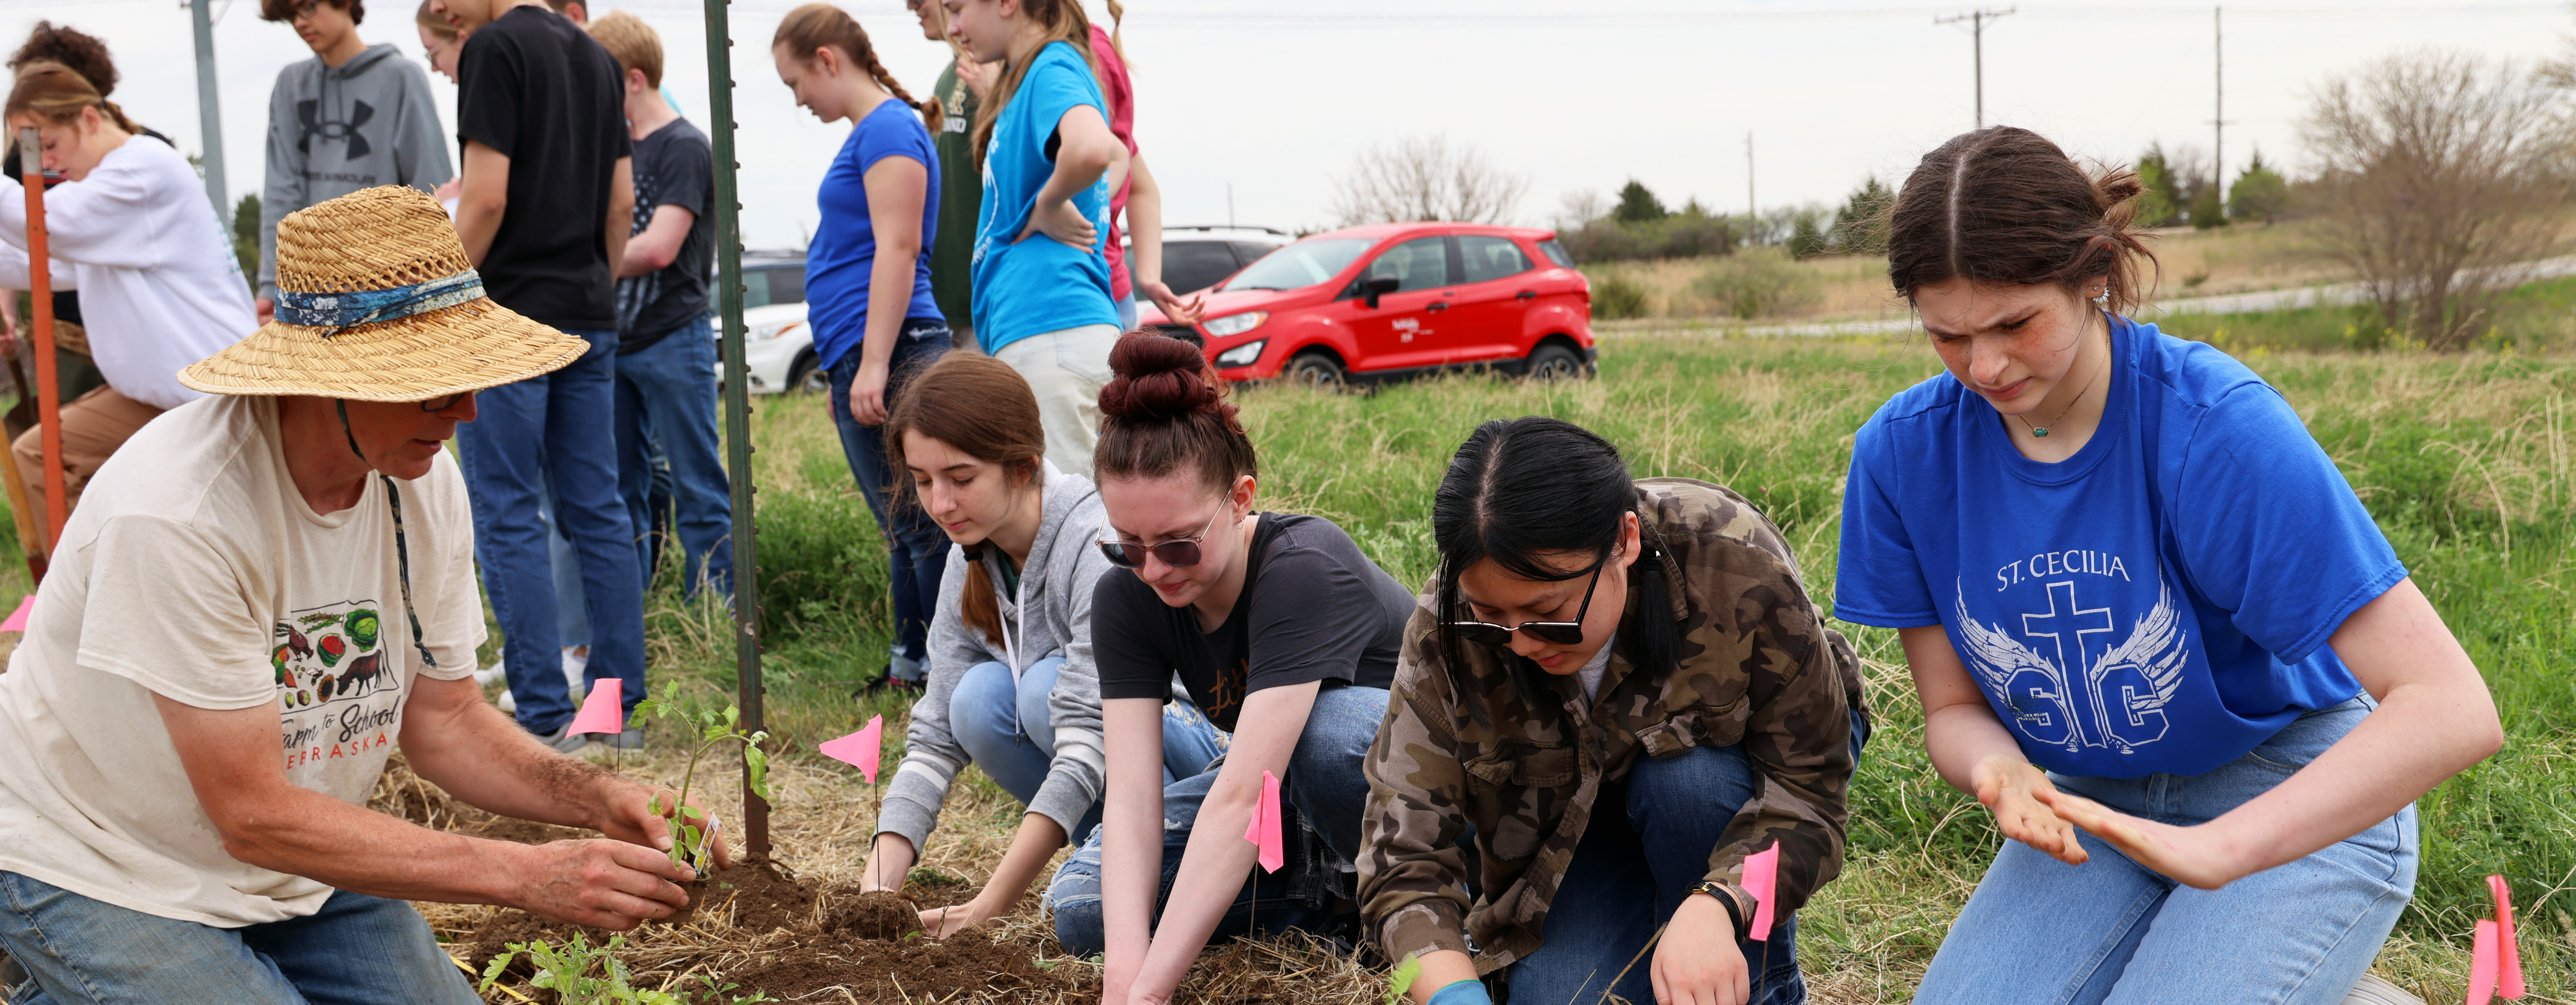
[478,933,776,1004]
[632,682,770,872]
[1384,953,1423,1005]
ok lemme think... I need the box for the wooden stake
[16,128,64,557]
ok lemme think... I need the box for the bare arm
[848,155,930,426]
[929,812,1068,935]
[616,203,695,278]
[604,157,634,282]
[1018,105,1128,250]
[455,141,510,265]
[1901,624,2093,864]
[1121,154,1202,326]
[1100,697,1169,1005]
[2036,578,2501,888]
[157,675,720,928]
[1128,681,1319,1005]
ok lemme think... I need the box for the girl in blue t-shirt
[1835,126,2501,1005]
[773,4,951,688]
[948,0,1128,477]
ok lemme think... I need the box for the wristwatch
[1686,880,1749,938]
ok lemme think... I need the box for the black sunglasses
[1447,556,1606,649]
[1098,506,1227,570]
[418,392,469,412]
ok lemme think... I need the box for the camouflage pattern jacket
[1357,478,1867,973]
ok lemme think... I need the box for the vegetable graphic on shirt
[273,644,294,685]
[345,609,380,651]
[318,634,346,668]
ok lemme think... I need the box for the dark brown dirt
[819,889,922,940]
[667,855,816,932]
[719,929,1094,1003]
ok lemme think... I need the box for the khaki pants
[992,324,1121,478]
[12,385,161,534]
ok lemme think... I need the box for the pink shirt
[1091,25,1137,301]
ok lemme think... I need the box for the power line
[1936,7,2015,129]
[576,1,2561,23]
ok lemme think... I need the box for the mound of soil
[669,855,817,932]
[721,929,1091,1003]
[820,890,922,940]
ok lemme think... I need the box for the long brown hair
[885,353,1047,649]
[968,0,1101,164]
[775,3,941,135]
[1885,126,2160,315]
[6,60,139,136]
[1094,333,1257,494]
[7,22,117,95]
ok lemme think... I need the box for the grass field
[0,328,2564,1003]
[599,330,2575,1002]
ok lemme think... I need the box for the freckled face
[1915,278,2099,417]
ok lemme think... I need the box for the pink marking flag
[563,678,624,736]
[0,595,31,633]
[2467,919,2499,1005]
[1243,769,1284,873]
[820,715,884,783]
[1741,842,1780,941]
[2488,874,2524,999]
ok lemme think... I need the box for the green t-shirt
[930,60,981,329]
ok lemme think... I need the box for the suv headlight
[749,320,803,342]
[1213,339,1266,368]
[1202,311,1268,338]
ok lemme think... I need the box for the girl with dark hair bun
[1840,126,2500,1004]
[1359,416,1865,1005]
[1047,333,1414,1005]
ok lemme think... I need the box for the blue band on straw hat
[275,269,487,335]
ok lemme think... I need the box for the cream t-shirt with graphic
[0,395,483,927]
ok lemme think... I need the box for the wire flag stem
[700,0,769,856]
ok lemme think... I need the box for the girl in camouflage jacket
[1360,417,1868,1005]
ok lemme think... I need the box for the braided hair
[775,3,941,134]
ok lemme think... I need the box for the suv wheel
[1284,350,1347,389]
[1524,343,1584,382]
[788,350,829,394]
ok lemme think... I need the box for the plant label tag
[820,715,884,782]
[1743,842,1780,941]
[1243,769,1284,873]
[564,679,624,736]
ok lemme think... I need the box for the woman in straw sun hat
[0,187,723,1004]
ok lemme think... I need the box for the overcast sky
[4,1,2566,250]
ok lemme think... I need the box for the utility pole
[2210,6,2232,191]
[189,0,228,221]
[1936,7,2015,129]
[1744,132,1754,241]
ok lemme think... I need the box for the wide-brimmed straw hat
[179,186,588,401]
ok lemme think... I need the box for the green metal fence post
[702,0,768,857]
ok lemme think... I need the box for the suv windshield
[1221,238,1371,292]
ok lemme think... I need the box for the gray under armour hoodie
[880,462,1115,852]
[259,43,453,298]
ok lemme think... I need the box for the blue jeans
[1116,295,1139,332]
[1049,683,1390,956]
[614,318,733,599]
[1915,697,2414,1005]
[952,659,1235,846]
[0,872,478,1004]
[827,319,952,673]
[540,487,590,649]
[456,329,645,733]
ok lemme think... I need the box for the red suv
[1137,222,1596,385]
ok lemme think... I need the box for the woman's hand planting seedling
[632,683,770,873]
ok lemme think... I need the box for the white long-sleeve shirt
[0,136,255,410]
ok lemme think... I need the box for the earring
[2092,287,2110,305]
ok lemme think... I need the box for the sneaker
[561,646,588,693]
[535,724,601,755]
[473,656,505,687]
[497,688,517,715]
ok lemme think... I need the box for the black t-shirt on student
[614,117,714,353]
[455,6,630,330]
[1093,512,1413,732]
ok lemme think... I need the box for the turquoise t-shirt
[1834,316,2406,779]
[970,39,1118,353]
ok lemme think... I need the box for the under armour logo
[296,99,376,160]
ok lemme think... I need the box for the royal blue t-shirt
[1835,316,2406,779]
[970,39,1117,353]
[804,99,943,369]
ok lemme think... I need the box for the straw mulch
[371,750,1387,1005]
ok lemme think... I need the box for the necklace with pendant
[2017,339,2108,438]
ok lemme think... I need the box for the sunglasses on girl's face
[1097,506,1228,569]
[1448,557,1605,649]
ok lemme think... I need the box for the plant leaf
[745,745,771,801]
[1386,953,1425,1005]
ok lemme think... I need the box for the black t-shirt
[455,6,630,330]
[1094,512,1413,732]
[614,117,714,352]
